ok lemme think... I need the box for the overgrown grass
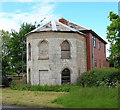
[52,87,118,108]
[2,89,66,108]
[10,81,78,92]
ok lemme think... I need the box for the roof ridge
[26,19,85,36]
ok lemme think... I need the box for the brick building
[26,18,109,85]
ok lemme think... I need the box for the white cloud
[0,1,60,32]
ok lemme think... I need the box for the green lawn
[52,87,118,108]
[2,87,118,108]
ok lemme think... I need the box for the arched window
[28,43,31,60]
[38,40,48,59]
[61,68,71,84]
[61,40,71,58]
[28,68,31,84]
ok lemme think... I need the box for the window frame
[38,40,49,60]
[61,40,71,59]
[28,43,31,61]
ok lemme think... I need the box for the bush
[77,68,119,87]
[10,81,31,90]
[11,81,77,92]
[30,85,72,92]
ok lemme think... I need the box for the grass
[11,81,78,92]
[52,87,118,108]
[2,87,118,108]
[2,88,67,108]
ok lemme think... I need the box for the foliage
[107,12,120,68]
[10,81,77,92]
[52,87,118,108]
[1,30,11,74]
[77,68,119,87]
[1,22,40,74]
[10,80,30,91]
[9,23,36,73]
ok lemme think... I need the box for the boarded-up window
[61,40,71,58]
[38,41,48,59]
[28,43,31,60]
[61,68,70,84]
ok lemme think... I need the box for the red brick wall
[86,33,93,71]
[85,32,107,70]
[94,36,106,69]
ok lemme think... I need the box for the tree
[1,22,40,74]
[107,12,120,68]
[9,23,36,73]
[1,30,11,74]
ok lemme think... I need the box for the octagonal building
[26,18,108,85]
[26,19,87,85]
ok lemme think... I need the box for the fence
[6,75,26,81]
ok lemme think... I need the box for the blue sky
[0,1,119,56]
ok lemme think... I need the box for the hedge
[77,68,119,87]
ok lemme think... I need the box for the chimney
[59,18,68,26]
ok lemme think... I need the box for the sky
[0,0,119,57]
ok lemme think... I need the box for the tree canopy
[107,12,120,68]
[1,22,39,74]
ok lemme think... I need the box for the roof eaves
[79,29,107,44]
[90,30,107,44]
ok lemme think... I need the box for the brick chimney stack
[59,18,68,26]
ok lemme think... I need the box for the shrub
[77,68,119,87]
[11,81,77,92]
[10,81,31,90]
[30,85,71,92]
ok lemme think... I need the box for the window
[61,68,71,84]
[28,68,31,84]
[38,40,48,59]
[28,43,31,60]
[98,40,101,50]
[94,37,96,47]
[99,60,101,68]
[94,59,97,68]
[92,36,96,48]
[61,40,71,58]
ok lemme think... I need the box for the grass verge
[52,87,118,108]
[2,88,67,108]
